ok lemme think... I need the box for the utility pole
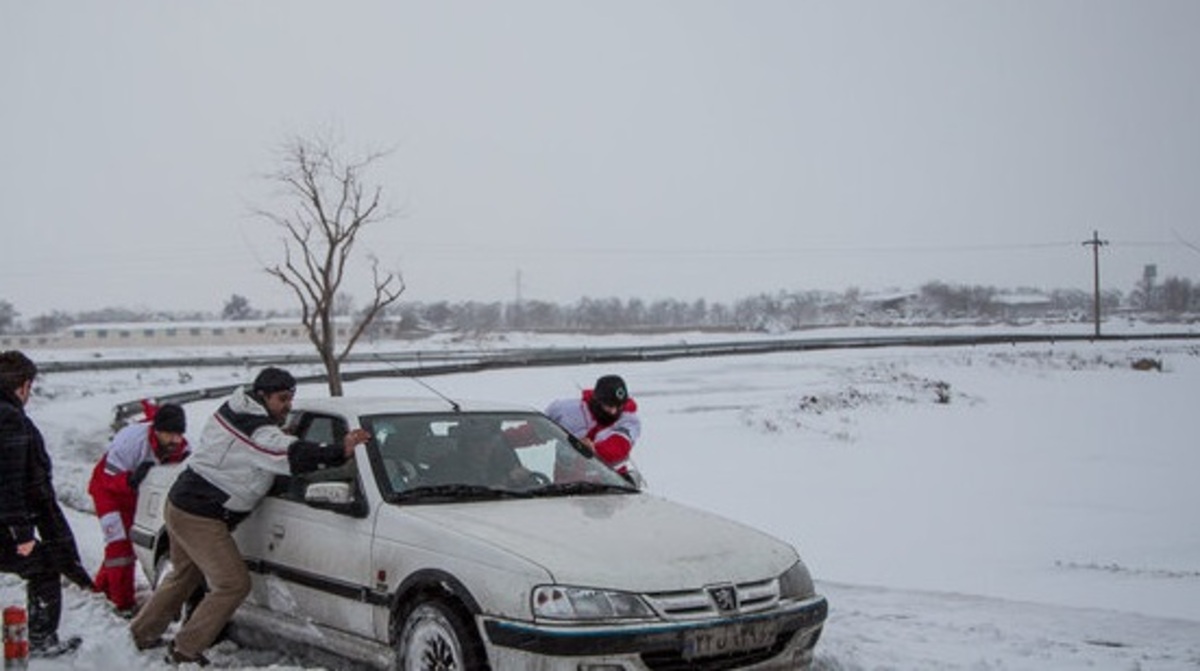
[1082,230,1108,338]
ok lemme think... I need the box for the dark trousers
[0,543,64,644]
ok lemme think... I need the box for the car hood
[398,493,798,591]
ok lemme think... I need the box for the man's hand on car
[343,428,371,457]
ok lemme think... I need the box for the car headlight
[532,585,655,621]
[778,560,815,600]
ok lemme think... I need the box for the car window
[271,412,361,510]
[362,412,635,501]
[299,414,346,445]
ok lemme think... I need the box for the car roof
[291,395,538,417]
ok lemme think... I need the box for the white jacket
[545,390,641,475]
[187,387,299,513]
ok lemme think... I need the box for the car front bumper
[482,594,827,670]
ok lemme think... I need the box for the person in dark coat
[0,350,93,658]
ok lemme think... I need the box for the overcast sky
[3,1,1199,315]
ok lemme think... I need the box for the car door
[234,411,379,640]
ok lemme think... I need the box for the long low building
[0,318,401,350]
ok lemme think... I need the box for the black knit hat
[253,367,297,395]
[153,403,187,434]
[593,375,628,407]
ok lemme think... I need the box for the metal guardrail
[107,331,1200,428]
[47,330,1200,375]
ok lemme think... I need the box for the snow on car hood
[399,493,799,592]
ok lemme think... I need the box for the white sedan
[131,397,827,670]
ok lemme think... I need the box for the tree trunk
[324,353,343,397]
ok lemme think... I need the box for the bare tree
[257,134,405,396]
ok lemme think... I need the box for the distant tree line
[1129,275,1200,314]
[388,283,1110,335]
[3,276,1198,337]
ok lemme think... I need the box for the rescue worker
[545,374,643,485]
[129,367,370,666]
[88,401,190,616]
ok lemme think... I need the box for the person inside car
[430,421,538,488]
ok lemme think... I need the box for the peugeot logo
[708,584,739,613]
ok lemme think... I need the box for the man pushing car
[129,367,370,666]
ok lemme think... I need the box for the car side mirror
[303,481,368,517]
[305,481,353,505]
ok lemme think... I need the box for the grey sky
[3,1,1198,314]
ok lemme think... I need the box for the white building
[0,318,400,350]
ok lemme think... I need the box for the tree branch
[255,132,403,395]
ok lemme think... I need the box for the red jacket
[545,390,641,474]
[88,421,188,512]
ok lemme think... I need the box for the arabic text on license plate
[683,620,779,660]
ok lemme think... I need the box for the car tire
[395,598,488,671]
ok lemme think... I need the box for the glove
[129,461,154,491]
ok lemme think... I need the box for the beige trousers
[129,501,251,659]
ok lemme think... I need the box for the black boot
[165,640,210,667]
[26,570,61,639]
[29,633,82,658]
[27,571,82,657]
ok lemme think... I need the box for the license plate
[683,619,780,660]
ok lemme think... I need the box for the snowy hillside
[4,328,1199,669]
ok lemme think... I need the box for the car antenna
[370,354,462,412]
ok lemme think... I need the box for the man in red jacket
[88,401,189,616]
[545,374,644,486]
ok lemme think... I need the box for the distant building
[0,318,401,350]
[993,293,1054,320]
[860,291,918,313]
[0,333,58,349]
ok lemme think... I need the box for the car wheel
[396,599,488,671]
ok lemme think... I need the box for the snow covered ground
[4,325,1200,669]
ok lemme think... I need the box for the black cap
[593,375,628,407]
[253,367,297,395]
[152,403,187,434]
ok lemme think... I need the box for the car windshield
[361,412,638,502]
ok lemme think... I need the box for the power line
[397,239,1186,258]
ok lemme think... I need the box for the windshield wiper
[396,484,527,502]
[567,436,596,459]
[527,481,638,497]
